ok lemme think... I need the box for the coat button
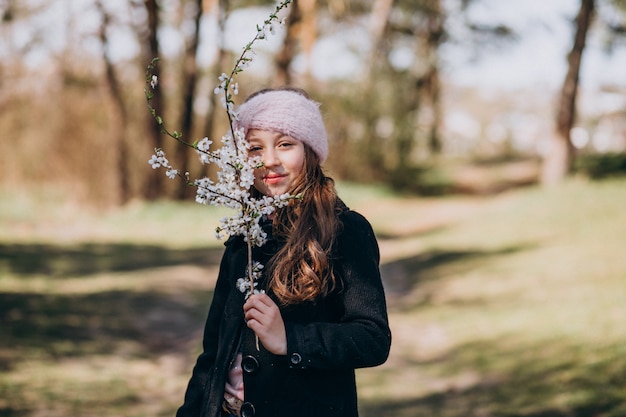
[241,355,259,374]
[290,352,302,365]
[241,401,255,417]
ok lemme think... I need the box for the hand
[243,293,287,355]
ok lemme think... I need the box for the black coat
[176,207,391,417]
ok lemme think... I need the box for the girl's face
[247,129,306,196]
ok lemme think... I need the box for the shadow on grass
[0,288,213,368]
[6,239,624,417]
[380,245,532,308]
[373,241,626,415]
[361,338,626,417]
[361,387,624,417]
[0,242,532,369]
[0,243,221,416]
[0,243,224,277]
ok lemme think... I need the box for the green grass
[357,178,626,417]
[1,178,626,417]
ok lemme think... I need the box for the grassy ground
[1,178,625,417]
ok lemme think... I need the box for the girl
[176,88,391,417]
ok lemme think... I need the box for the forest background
[1,0,626,416]
[1,0,625,204]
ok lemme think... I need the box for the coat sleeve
[176,243,234,417]
[283,210,391,370]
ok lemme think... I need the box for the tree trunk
[542,0,595,185]
[275,0,301,86]
[423,0,444,155]
[362,0,395,174]
[366,0,394,79]
[202,0,230,180]
[411,0,444,157]
[143,0,165,200]
[96,0,131,205]
[298,0,317,84]
[174,0,203,200]
[276,0,317,86]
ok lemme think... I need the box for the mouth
[263,174,286,185]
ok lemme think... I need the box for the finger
[244,296,267,313]
[245,317,260,330]
[244,309,262,324]
[245,293,269,308]
[244,306,270,327]
[244,296,272,316]
[253,293,273,306]
[245,318,267,339]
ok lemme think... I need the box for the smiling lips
[263,174,286,184]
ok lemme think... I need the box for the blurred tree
[275,0,318,86]
[390,0,446,167]
[202,0,231,180]
[174,0,204,200]
[142,0,167,200]
[5,0,624,202]
[542,0,595,185]
[599,0,626,51]
[95,0,131,205]
[542,0,626,185]
[363,0,394,176]
[413,0,444,156]
[321,0,518,189]
[357,0,447,188]
[0,1,47,186]
[276,0,301,85]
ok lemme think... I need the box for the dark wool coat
[176,207,391,417]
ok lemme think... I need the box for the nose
[263,148,279,168]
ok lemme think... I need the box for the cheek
[291,152,306,173]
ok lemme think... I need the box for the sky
[2,0,626,93]
[215,0,626,92]
[442,0,626,91]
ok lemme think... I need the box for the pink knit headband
[236,90,329,163]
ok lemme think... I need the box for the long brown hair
[264,146,341,305]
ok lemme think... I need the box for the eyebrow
[247,131,289,141]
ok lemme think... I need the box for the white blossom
[148,149,171,169]
[236,262,266,298]
[146,0,295,300]
[148,155,160,169]
[236,278,250,293]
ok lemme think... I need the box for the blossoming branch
[144,0,295,298]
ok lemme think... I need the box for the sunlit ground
[1,178,625,417]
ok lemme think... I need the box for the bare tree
[95,0,131,205]
[297,0,318,84]
[414,0,444,155]
[174,0,204,200]
[275,0,301,86]
[361,0,396,175]
[143,0,166,200]
[201,0,230,180]
[542,0,595,185]
[366,0,394,77]
[378,0,446,184]
[275,0,318,86]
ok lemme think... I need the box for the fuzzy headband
[236,90,329,163]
